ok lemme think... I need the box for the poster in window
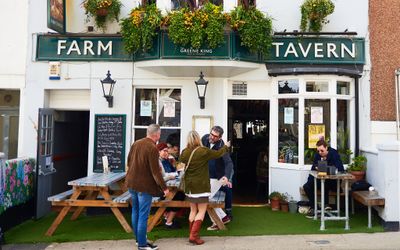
[163,101,175,117]
[284,107,294,124]
[308,124,325,148]
[233,122,243,139]
[311,107,323,124]
[140,100,152,117]
[47,0,65,33]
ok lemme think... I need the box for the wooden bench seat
[113,191,131,204]
[352,191,385,228]
[48,189,74,202]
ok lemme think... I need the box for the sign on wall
[47,0,65,34]
[93,114,126,173]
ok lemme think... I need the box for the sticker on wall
[284,107,294,124]
[140,100,152,117]
[233,122,243,139]
[49,61,61,80]
[308,124,325,148]
[311,107,323,124]
[163,101,175,117]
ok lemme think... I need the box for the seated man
[157,142,185,229]
[302,139,344,218]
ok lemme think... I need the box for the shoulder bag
[179,146,200,191]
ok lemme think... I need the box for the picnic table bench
[147,179,226,232]
[46,172,132,236]
[352,190,385,228]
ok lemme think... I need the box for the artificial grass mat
[5,206,384,244]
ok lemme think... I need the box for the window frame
[272,75,355,170]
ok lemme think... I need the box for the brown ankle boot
[189,220,205,245]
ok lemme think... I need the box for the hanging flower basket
[82,0,122,31]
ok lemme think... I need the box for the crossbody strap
[184,146,200,172]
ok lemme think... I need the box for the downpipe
[395,69,400,140]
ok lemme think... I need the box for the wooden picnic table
[45,172,132,236]
[147,179,226,232]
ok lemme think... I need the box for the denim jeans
[129,189,153,247]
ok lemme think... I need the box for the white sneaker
[207,224,219,231]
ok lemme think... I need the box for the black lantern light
[194,71,209,109]
[100,70,116,108]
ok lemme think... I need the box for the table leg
[314,177,317,220]
[320,179,325,231]
[207,208,226,230]
[337,179,340,217]
[368,206,372,228]
[45,206,71,236]
[70,190,97,220]
[45,189,82,236]
[345,179,350,230]
[100,189,132,233]
[147,207,166,232]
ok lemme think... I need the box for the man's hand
[163,189,169,197]
[220,176,232,188]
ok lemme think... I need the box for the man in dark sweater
[201,126,234,220]
[125,124,169,250]
[303,139,344,218]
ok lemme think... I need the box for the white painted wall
[363,142,400,224]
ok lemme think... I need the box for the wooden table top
[68,172,126,187]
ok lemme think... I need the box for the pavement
[3,232,400,250]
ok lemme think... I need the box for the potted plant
[229,5,273,56]
[280,192,289,212]
[269,191,281,211]
[300,0,335,32]
[120,4,162,54]
[347,155,367,181]
[166,2,227,49]
[82,0,122,31]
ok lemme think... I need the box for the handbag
[178,146,200,191]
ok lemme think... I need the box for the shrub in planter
[120,4,162,53]
[229,5,273,56]
[269,191,281,211]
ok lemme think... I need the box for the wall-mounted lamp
[100,70,116,108]
[194,71,208,109]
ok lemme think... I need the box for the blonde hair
[186,130,202,150]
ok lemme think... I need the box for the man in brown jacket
[125,124,169,250]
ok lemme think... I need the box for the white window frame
[271,75,355,170]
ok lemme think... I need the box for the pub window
[278,79,299,94]
[0,90,20,159]
[278,99,299,164]
[304,99,331,164]
[337,81,350,95]
[306,81,329,92]
[134,88,181,149]
[337,99,351,163]
[171,0,186,10]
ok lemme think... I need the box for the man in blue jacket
[303,139,344,218]
[202,126,234,221]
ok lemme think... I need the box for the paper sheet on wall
[308,124,325,148]
[311,107,323,124]
[163,101,175,117]
[140,100,152,117]
[284,107,294,124]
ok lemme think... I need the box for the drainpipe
[355,77,360,155]
[395,69,400,140]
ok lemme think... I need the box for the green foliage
[167,3,227,49]
[348,155,367,172]
[337,128,352,164]
[230,6,273,55]
[300,0,335,32]
[82,0,122,31]
[120,4,162,53]
[269,191,282,200]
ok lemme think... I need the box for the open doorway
[228,100,269,204]
[52,111,89,194]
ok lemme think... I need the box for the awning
[266,63,364,78]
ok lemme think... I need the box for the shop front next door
[228,100,269,204]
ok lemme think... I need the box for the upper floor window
[238,0,256,7]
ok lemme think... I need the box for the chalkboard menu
[93,114,126,173]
